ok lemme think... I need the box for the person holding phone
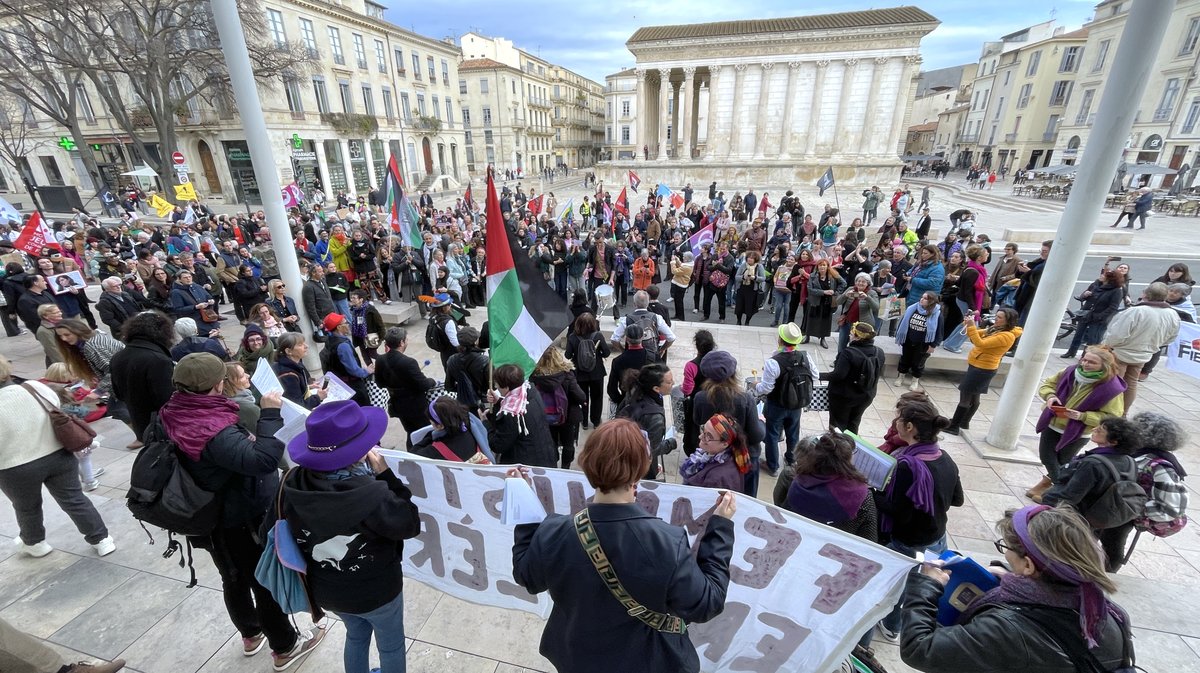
[946,307,1021,434]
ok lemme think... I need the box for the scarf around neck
[882,441,943,532]
[159,392,242,461]
[499,382,532,436]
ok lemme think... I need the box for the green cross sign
[57,137,76,150]
[291,134,303,149]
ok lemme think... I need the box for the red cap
[322,313,345,332]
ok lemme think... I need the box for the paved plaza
[2,176,1200,672]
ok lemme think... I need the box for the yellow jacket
[966,324,1022,370]
[328,235,352,272]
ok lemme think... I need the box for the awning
[899,154,939,161]
[1127,163,1180,175]
[121,165,158,177]
[1034,164,1077,176]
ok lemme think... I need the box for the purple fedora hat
[287,400,389,471]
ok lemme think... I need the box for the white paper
[274,399,310,445]
[250,358,283,396]
[844,433,897,491]
[321,372,356,402]
[500,477,547,525]
[280,398,309,426]
[664,426,676,441]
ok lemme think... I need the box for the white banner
[1166,321,1200,380]
[380,453,916,673]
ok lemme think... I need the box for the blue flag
[655,183,671,198]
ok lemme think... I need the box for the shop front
[291,140,321,191]
[222,140,261,205]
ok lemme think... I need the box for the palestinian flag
[385,154,422,247]
[527,194,543,219]
[485,172,573,375]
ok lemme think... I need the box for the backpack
[425,314,451,353]
[1081,456,1149,530]
[574,332,601,373]
[1132,456,1189,537]
[537,379,569,427]
[625,311,659,358]
[125,416,222,587]
[772,353,813,411]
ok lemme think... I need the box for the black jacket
[302,278,336,327]
[607,348,649,402]
[530,370,587,426]
[16,289,55,331]
[874,450,963,546]
[170,336,229,363]
[281,467,420,614]
[181,409,285,529]
[110,337,175,439]
[901,574,1128,673]
[822,339,886,405]
[274,356,319,409]
[1,272,26,317]
[445,348,490,410]
[487,390,557,467]
[97,291,145,338]
[1080,281,1124,328]
[373,349,436,421]
[566,331,611,382]
[513,504,734,673]
[1042,453,1133,514]
[617,394,676,457]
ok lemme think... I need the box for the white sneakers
[92,537,116,557]
[909,378,923,392]
[15,540,53,558]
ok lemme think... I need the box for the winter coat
[96,291,145,338]
[692,390,766,460]
[821,339,886,406]
[110,336,175,440]
[682,453,744,491]
[906,261,946,304]
[175,409,285,529]
[487,389,557,467]
[566,332,611,382]
[1103,302,1181,364]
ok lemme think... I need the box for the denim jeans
[762,400,801,472]
[942,299,972,351]
[859,534,949,648]
[335,591,407,673]
[772,289,790,325]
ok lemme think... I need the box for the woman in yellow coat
[945,307,1022,434]
[327,224,354,281]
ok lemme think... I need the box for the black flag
[816,167,835,197]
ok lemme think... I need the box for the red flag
[614,187,629,218]
[233,225,245,245]
[628,170,640,193]
[13,212,58,255]
[670,191,685,209]
[464,184,473,206]
[528,194,543,218]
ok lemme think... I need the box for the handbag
[366,377,390,409]
[430,439,491,465]
[20,383,96,452]
[708,270,729,289]
[198,305,221,323]
[807,383,830,412]
[573,508,686,634]
[254,469,324,618]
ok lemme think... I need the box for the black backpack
[773,353,813,410]
[126,416,222,586]
[625,310,659,357]
[425,314,452,353]
[1083,456,1150,530]
[574,332,601,373]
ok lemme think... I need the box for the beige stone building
[457,32,603,175]
[597,7,939,190]
[1054,0,1200,190]
[6,0,469,204]
[903,122,939,157]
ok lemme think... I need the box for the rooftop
[909,121,939,132]
[457,58,510,72]
[627,6,938,44]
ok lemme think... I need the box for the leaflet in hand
[250,358,283,396]
[274,398,310,445]
[501,477,547,525]
[320,372,356,402]
[841,429,897,490]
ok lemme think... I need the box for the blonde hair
[44,362,75,383]
[222,363,245,397]
[1082,345,1119,381]
[996,504,1117,594]
[534,346,574,375]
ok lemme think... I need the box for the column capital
[759,62,775,71]
[733,63,748,72]
[657,67,672,79]
[682,66,697,77]
[844,58,859,68]
[816,59,831,68]
[635,68,647,80]
[905,54,922,65]
[875,57,890,65]
[788,61,804,70]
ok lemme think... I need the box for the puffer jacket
[901,574,1128,673]
[178,409,285,529]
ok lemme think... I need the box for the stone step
[906,177,1067,214]
[1002,228,1134,245]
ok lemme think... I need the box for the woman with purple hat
[280,400,421,673]
[901,504,1134,672]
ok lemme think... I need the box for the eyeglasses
[993,539,1020,555]
[699,431,720,443]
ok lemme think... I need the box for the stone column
[657,68,671,160]
[778,61,802,159]
[680,67,696,160]
[670,80,682,158]
[635,69,647,160]
[363,139,377,187]
[752,62,774,159]
[859,58,888,156]
[339,139,356,195]
[315,139,332,192]
[726,63,747,159]
[832,59,859,156]
[888,56,923,159]
[804,60,830,156]
[705,66,724,160]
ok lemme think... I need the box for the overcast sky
[387,1,1098,82]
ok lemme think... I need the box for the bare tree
[0,0,315,201]
[0,94,46,209]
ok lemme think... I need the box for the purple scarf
[882,441,942,533]
[786,474,868,525]
[159,392,242,461]
[1035,369,1126,452]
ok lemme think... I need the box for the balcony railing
[1153,109,1172,122]
[528,97,551,109]
[957,133,980,143]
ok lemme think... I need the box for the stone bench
[874,338,1010,382]
[1002,228,1133,245]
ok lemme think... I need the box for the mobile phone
[321,378,330,390]
[1107,256,1122,262]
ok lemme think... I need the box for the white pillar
[751,63,774,159]
[339,140,356,195]
[858,58,887,156]
[363,140,377,188]
[778,61,802,159]
[726,64,747,159]
[635,69,647,160]
[985,0,1173,452]
[832,59,859,156]
[705,66,724,160]
[805,60,830,156]
[680,67,696,161]
[888,56,922,159]
[670,80,682,159]
[212,0,318,369]
[315,139,332,193]
[657,68,671,160]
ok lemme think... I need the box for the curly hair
[1097,416,1141,454]
[120,310,176,347]
[1130,412,1184,452]
[793,433,866,484]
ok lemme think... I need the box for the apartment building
[6,0,468,204]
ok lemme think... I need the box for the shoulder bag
[254,468,325,619]
[430,439,491,465]
[573,508,686,634]
[20,382,97,452]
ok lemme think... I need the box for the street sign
[291,133,303,149]
[176,171,190,184]
[171,151,186,165]
[291,151,317,160]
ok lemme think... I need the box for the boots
[1025,475,1052,502]
[894,374,907,388]
[944,406,968,435]
[909,376,923,392]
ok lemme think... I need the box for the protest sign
[377,454,915,673]
[1166,322,1200,381]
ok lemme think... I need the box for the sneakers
[909,377,923,392]
[15,539,53,558]
[92,537,116,557]
[84,479,101,492]
[93,467,106,479]
[876,624,900,644]
[893,375,906,388]
[272,625,327,671]
[243,633,267,656]
[942,344,962,354]
[66,660,126,673]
